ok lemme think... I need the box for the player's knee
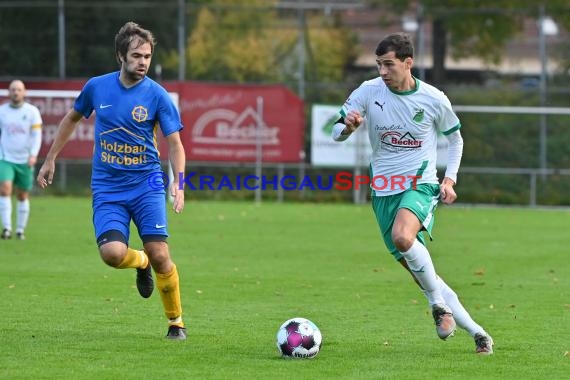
[148,250,171,270]
[145,247,173,273]
[0,183,11,195]
[16,192,29,201]
[144,241,168,260]
[392,232,414,252]
[99,242,126,267]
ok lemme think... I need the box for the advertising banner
[0,85,93,159]
[310,104,371,167]
[166,82,305,163]
[1,81,305,163]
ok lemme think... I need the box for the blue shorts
[92,180,168,244]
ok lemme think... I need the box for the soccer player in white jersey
[332,33,493,354]
[0,80,43,240]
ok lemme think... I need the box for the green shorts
[371,183,440,261]
[0,160,34,191]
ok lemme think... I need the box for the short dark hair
[375,33,414,60]
[114,21,156,64]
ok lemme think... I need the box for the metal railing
[460,166,570,207]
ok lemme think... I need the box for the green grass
[1,198,569,379]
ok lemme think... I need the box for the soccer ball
[276,317,322,359]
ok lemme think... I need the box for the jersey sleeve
[340,84,368,119]
[29,105,43,156]
[73,79,95,119]
[156,87,183,137]
[437,93,461,136]
[31,105,42,126]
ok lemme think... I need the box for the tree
[181,0,294,82]
[0,0,187,80]
[371,0,569,85]
[64,0,180,78]
[0,5,59,78]
[162,0,358,89]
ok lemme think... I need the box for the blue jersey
[74,72,182,192]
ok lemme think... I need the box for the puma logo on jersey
[374,101,385,111]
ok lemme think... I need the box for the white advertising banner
[310,104,372,167]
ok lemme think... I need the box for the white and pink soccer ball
[276,317,322,359]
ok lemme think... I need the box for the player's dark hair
[375,33,414,61]
[114,21,156,65]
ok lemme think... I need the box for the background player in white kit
[332,33,494,355]
[0,80,42,240]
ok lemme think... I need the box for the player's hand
[343,110,363,134]
[170,183,185,214]
[440,177,457,204]
[36,159,56,189]
[28,156,37,168]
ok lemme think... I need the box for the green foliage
[445,13,521,64]
[64,0,181,78]
[182,1,358,84]
[373,0,569,77]
[443,85,570,205]
[0,6,59,77]
[185,7,227,80]
[184,2,293,82]
[307,15,360,83]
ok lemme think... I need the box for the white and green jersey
[0,102,43,164]
[339,77,460,196]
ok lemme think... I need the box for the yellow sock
[117,248,148,269]
[156,264,184,327]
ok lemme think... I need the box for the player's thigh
[371,193,403,260]
[92,194,131,243]
[13,163,34,192]
[0,160,16,184]
[130,189,168,240]
[398,183,440,238]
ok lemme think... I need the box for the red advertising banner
[0,81,305,163]
[164,82,305,163]
[0,81,94,159]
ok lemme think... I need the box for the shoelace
[475,335,489,348]
[433,308,451,326]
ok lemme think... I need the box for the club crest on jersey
[412,108,424,123]
[132,106,148,122]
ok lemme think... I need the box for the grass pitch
[0,198,568,379]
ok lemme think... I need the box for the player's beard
[10,96,24,106]
[125,66,147,83]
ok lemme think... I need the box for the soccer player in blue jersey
[37,22,187,340]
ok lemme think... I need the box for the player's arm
[332,110,363,142]
[36,109,83,188]
[166,131,185,214]
[440,130,463,204]
[28,123,42,167]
